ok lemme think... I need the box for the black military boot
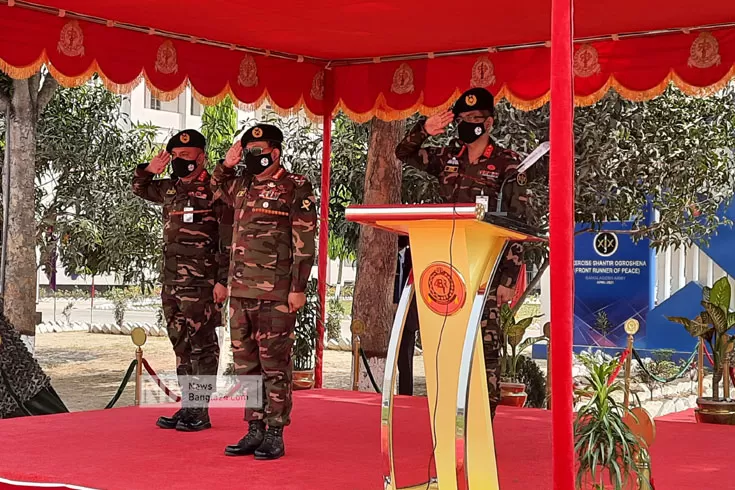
[175,407,212,432]
[254,426,285,460]
[156,408,187,429]
[224,420,266,456]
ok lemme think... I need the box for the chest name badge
[183,206,194,223]
[479,170,499,180]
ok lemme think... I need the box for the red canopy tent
[2,1,734,487]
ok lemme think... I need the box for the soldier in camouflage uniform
[132,129,232,431]
[395,87,532,419]
[212,124,317,460]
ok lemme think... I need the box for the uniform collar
[457,140,495,161]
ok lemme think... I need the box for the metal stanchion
[698,338,704,398]
[131,327,147,406]
[623,318,639,408]
[724,336,732,400]
[353,335,361,391]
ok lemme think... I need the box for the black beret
[452,88,495,117]
[166,129,206,153]
[241,124,284,146]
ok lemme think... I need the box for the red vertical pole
[549,0,575,487]
[315,71,333,389]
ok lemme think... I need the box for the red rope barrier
[608,347,631,386]
[141,358,182,402]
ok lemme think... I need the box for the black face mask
[171,157,198,179]
[457,121,487,144]
[244,152,275,175]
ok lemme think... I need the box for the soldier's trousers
[161,285,221,404]
[481,276,503,420]
[229,297,295,428]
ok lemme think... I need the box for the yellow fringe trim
[0,52,46,80]
[2,55,734,119]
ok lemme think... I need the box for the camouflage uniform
[395,119,531,417]
[211,164,317,428]
[132,166,232,399]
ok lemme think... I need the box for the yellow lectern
[346,203,543,490]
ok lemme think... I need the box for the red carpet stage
[0,390,732,489]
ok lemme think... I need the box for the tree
[351,119,405,390]
[493,84,735,311]
[200,96,238,164]
[0,70,58,337]
[35,81,159,290]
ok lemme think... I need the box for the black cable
[358,346,382,393]
[426,203,457,489]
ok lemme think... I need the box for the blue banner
[574,222,652,349]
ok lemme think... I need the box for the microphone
[493,141,550,215]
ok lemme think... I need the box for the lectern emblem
[420,262,466,316]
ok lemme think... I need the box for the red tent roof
[1,0,734,119]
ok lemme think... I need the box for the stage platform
[0,389,732,489]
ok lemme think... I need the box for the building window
[191,96,202,116]
[144,88,182,113]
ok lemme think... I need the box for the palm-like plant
[574,356,651,490]
[668,276,735,400]
[499,304,544,382]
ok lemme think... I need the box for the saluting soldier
[395,87,534,418]
[132,129,232,431]
[211,124,317,460]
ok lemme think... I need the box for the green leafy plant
[106,287,141,328]
[634,349,683,400]
[499,303,544,382]
[594,311,614,337]
[326,297,344,342]
[668,276,735,400]
[514,355,547,408]
[294,279,319,371]
[574,355,651,490]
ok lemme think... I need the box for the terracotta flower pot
[293,370,315,390]
[695,397,735,425]
[499,381,527,407]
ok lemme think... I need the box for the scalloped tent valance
[1,0,734,121]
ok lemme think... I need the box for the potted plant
[293,279,319,390]
[574,355,652,490]
[668,276,735,424]
[499,304,545,407]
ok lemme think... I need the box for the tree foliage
[33,80,159,288]
[494,84,735,251]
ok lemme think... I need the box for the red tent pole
[315,71,333,389]
[549,0,575,487]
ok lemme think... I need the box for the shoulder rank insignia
[166,188,176,196]
[301,199,312,211]
[516,173,528,186]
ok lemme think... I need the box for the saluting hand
[424,110,454,136]
[147,150,170,175]
[224,141,243,169]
